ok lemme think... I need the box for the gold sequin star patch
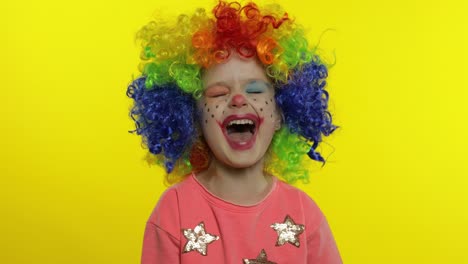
[182,222,219,256]
[270,215,305,247]
[243,249,277,264]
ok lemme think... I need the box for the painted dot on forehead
[207,108,210,112]
[265,100,268,105]
[253,98,257,101]
[216,105,219,108]
[260,108,263,111]
[211,114,214,118]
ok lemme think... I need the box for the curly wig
[127,0,338,184]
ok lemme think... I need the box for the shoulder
[146,175,194,237]
[276,180,325,232]
[148,175,194,218]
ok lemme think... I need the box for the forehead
[202,55,269,86]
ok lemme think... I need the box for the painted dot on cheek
[260,108,263,111]
[205,120,208,124]
[265,101,268,105]
[207,108,210,112]
[216,105,218,108]
[211,114,214,118]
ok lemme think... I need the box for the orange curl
[257,37,281,65]
[214,49,230,64]
[192,30,214,49]
[194,50,212,68]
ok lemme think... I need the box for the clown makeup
[198,54,281,169]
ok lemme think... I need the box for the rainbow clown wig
[127,0,338,185]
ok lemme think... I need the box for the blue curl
[275,58,338,163]
[126,77,198,173]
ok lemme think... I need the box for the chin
[226,159,261,169]
[215,148,266,169]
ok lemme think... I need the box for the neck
[196,157,274,205]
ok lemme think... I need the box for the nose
[230,94,247,108]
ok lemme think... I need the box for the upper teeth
[228,119,254,126]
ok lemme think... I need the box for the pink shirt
[142,173,342,263]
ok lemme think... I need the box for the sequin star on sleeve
[182,222,219,256]
[243,249,277,264]
[270,215,305,247]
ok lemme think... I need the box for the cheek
[252,96,278,121]
[201,101,223,127]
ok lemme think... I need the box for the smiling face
[198,54,282,169]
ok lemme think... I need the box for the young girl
[127,1,342,263]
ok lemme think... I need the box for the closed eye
[246,89,264,94]
[245,80,269,94]
[205,85,229,98]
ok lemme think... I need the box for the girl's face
[198,54,281,169]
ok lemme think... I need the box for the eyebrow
[204,79,272,90]
[245,79,273,88]
[204,81,232,90]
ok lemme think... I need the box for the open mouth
[226,119,256,141]
[220,114,261,150]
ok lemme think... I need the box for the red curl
[189,140,210,173]
[193,1,290,67]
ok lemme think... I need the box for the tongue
[227,131,253,142]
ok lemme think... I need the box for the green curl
[268,127,311,184]
[279,29,312,69]
[169,62,203,95]
[143,61,174,89]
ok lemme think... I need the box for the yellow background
[2,0,467,263]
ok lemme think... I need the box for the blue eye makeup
[245,81,270,94]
